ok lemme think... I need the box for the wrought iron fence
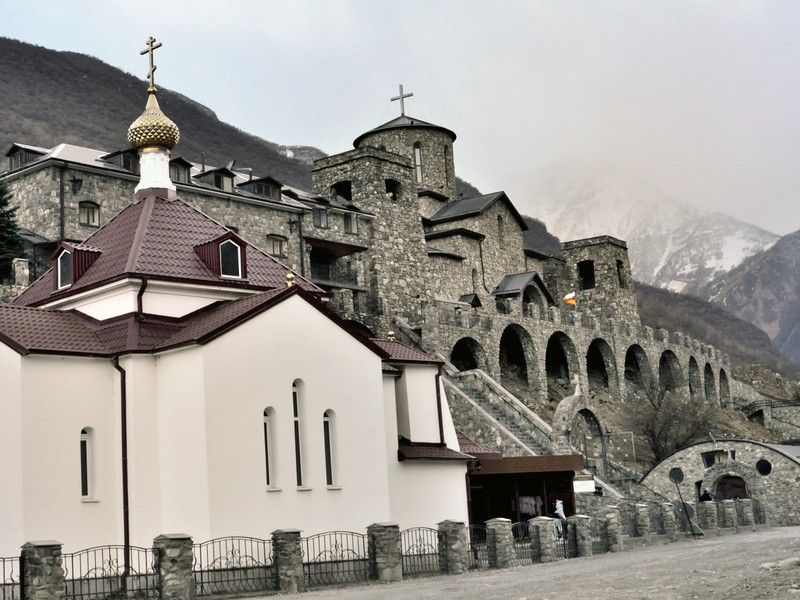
[193,536,274,597]
[511,522,536,566]
[302,531,370,587]
[467,525,489,569]
[400,527,441,577]
[553,522,570,560]
[62,545,158,599]
[0,556,21,600]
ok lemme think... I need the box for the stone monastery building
[3,45,800,552]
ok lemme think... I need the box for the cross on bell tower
[390,84,413,116]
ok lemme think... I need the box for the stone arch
[451,337,489,372]
[522,284,547,317]
[719,369,731,408]
[498,324,537,395]
[659,350,683,393]
[586,338,618,396]
[624,344,653,401]
[704,363,718,406]
[688,357,702,400]
[552,395,610,476]
[545,331,580,401]
[701,461,766,503]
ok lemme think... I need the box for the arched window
[323,410,335,486]
[413,142,423,183]
[263,408,275,487]
[220,240,242,278]
[58,249,72,289]
[80,428,93,498]
[293,382,303,487]
[616,260,627,288]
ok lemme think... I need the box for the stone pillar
[701,502,719,535]
[21,540,65,600]
[604,506,624,553]
[530,517,556,563]
[437,520,467,575]
[634,504,651,543]
[661,503,677,542]
[568,515,593,557]
[737,499,756,531]
[367,523,402,582]
[153,534,195,600]
[722,500,738,532]
[485,518,513,569]
[272,529,306,593]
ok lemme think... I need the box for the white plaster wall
[170,294,392,539]
[388,462,468,529]
[400,364,442,443]
[20,355,120,552]
[0,345,24,555]
[153,347,213,540]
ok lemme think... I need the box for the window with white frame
[58,249,72,289]
[80,428,93,498]
[323,410,335,486]
[293,382,304,487]
[79,202,100,227]
[220,240,242,278]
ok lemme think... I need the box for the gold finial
[388,329,395,342]
[286,272,295,287]
[140,36,163,93]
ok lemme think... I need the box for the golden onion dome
[127,91,180,151]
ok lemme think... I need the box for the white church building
[0,72,470,555]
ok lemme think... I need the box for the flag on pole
[563,291,576,305]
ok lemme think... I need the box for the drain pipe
[112,356,131,593]
[58,163,67,242]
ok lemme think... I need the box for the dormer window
[239,177,282,200]
[169,163,190,184]
[79,202,100,227]
[214,173,233,192]
[220,240,242,278]
[58,249,72,289]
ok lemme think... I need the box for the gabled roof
[491,271,555,305]
[13,190,320,307]
[353,114,457,148]
[426,192,528,230]
[370,339,442,365]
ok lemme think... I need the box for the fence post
[605,506,624,552]
[153,534,195,600]
[367,523,402,583]
[437,520,467,575]
[530,517,556,563]
[485,518,513,569]
[722,500,738,532]
[567,515,592,557]
[737,499,756,531]
[272,529,305,593]
[21,541,64,600]
[661,502,677,542]
[633,504,651,543]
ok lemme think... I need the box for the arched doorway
[498,324,536,396]
[659,350,683,393]
[624,344,653,401]
[451,337,489,372]
[586,338,617,397]
[688,357,702,400]
[704,363,718,405]
[545,332,579,402]
[715,475,749,500]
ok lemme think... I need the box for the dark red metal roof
[397,438,472,462]
[370,339,441,364]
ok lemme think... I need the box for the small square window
[266,235,287,258]
[79,202,100,227]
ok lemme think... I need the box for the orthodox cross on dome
[140,36,163,92]
[390,84,413,116]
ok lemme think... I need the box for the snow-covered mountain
[525,165,779,298]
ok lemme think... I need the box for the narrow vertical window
[293,383,303,487]
[323,410,335,486]
[616,260,627,288]
[80,428,92,498]
[263,408,273,487]
[413,142,423,183]
[58,249,72,289]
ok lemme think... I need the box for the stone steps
[464,388,551,455]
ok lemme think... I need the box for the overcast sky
[3,0,799,234]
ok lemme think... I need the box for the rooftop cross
[140,36,163,93]
[390,84,413,116]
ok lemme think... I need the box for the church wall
[388,461,469,529]
[197,295,392,537]
[395,364,444,443]
[0,345,24,556]
[19,355,120,552]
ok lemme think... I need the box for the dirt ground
[263,526,800,600]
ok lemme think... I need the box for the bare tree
[626,381,721,466]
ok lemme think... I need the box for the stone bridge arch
[704,363,718,406]
[450,336,490,372]
[719,369,731,408]
[624,344,653,401]
[688,357,702,400]
[552,392,610,476]
[659,350,684,393]
[586,337,619,397]
[545,331,581,402]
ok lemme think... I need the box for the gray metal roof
[353,115,457,148]
[491,271,554,304]
[427,192,528,230]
